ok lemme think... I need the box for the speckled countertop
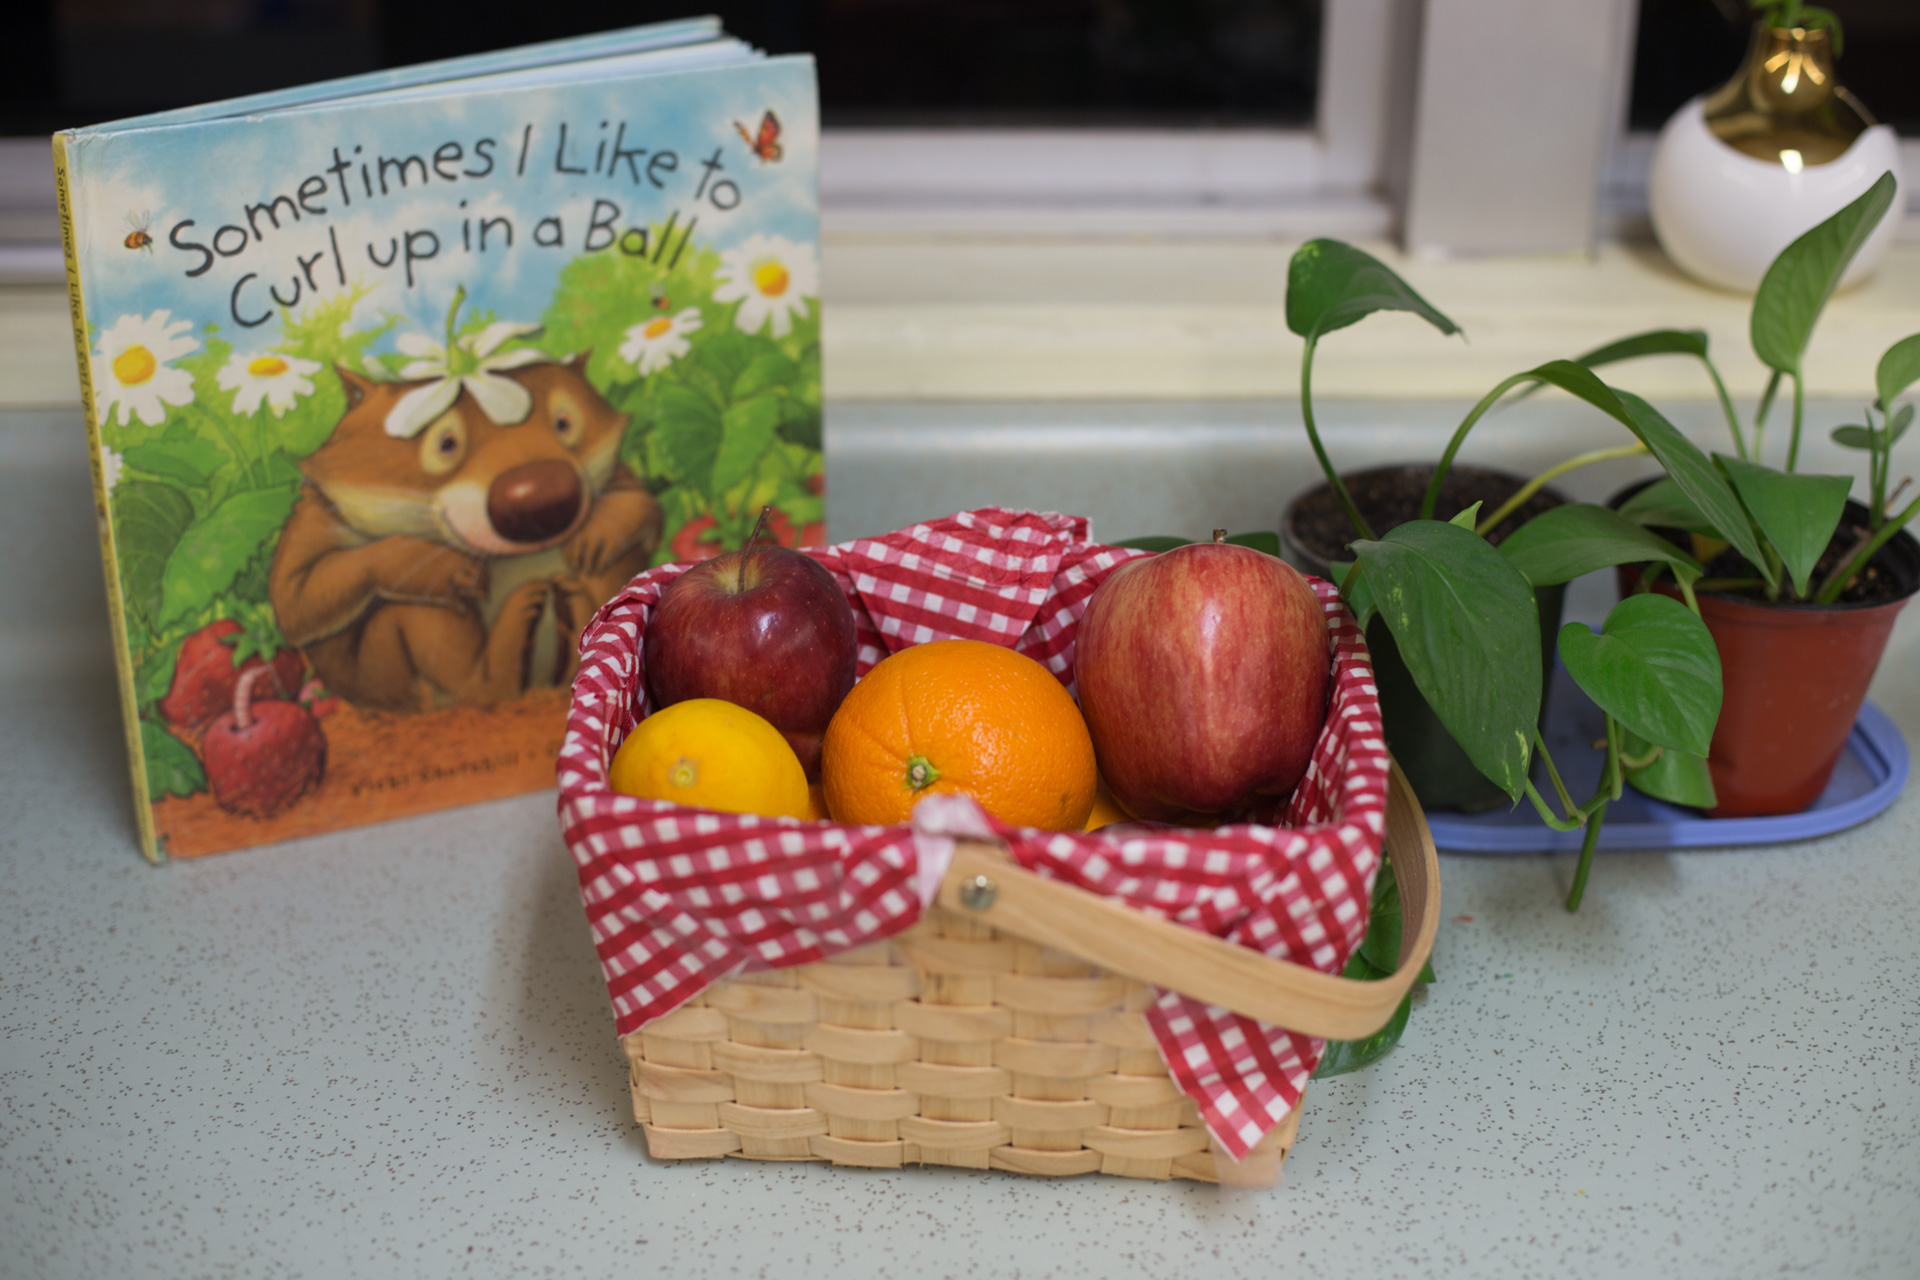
[3,406,1917,1280]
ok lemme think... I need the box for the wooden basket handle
[933,758,1440,1042]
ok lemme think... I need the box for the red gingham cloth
[556,508,1389,1161]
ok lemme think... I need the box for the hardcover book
[54,19,823,861]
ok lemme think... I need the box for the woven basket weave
[623,764,1439,1187]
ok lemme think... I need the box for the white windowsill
[814,232,1920,402]
[4,232,1918,409]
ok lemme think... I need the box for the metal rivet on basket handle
[933,758,1439,1043]
[958,874,998,910]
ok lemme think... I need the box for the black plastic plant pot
[1282,464,1568,815]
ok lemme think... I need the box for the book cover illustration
[58,47,822,860]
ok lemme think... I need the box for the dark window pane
[813,1,1322,127]
[4,0,1321,134]
[1631,0,1920,135]
[57,0,383,114]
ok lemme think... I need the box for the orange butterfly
[733,110,783,163]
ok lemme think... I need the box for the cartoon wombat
[269,356,661,711]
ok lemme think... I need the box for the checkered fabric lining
[556,508,1389,1161]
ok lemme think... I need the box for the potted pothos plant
[1259,245,1721,916]
[1280,170,1914,906]
[1550,170,1919,816]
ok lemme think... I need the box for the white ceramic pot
[1648,97,1903,294]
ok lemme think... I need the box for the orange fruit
[821,638,1097,830]
[805,784,831,821]
[608,698,809,818]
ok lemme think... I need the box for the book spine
[52,134,162,864]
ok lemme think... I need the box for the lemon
[608,698,809,819]
[1083,784,1133,832]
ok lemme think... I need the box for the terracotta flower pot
[1609,482,1920,817]
[1693,582,1914,816]
[1282,463,1566,814]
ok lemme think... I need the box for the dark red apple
[1074,533,1330,822]
[644,539,857,777]
[203,666,327,818]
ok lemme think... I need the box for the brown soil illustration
[152,688,575,858]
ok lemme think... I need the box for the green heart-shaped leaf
[1505,364,1764,574]
[1224,531,1282,557]
[1118,533,1281,556]
[733,350,799,401]
[141,716,206,799]
[135,642,178,708]
[1830,424,1874,451]
[1286,239,1459,343]
[1618,478,1716,533]
[159,486,299,627]
[711,394,782,498]
[1622,729,1717,810]
[1614,389,1771,584]
[653,381,723,495]
[1752,172,1898,377]
[122,438,224,487]
[1876,333,1920,411]
[1358,849,1403,974]
[112,480,194,625]
[1717,455,1852,596]
[1312,987,1411,1079]
[1498,503,1703,587]
[1573,327,1710,368]
[1559,594,1722,757]
[1351,520,1541,801]
[1510,330,1715,406]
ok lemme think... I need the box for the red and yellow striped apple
[1074,536,1330,822]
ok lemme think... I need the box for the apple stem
[1212,529,1226,543]
[747,505,774,548]
[231,664,272,732]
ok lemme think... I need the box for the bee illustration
[733,110,782,164]
[648,283,672,310]
[123,211,154,253]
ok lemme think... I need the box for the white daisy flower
[94,311,198,427]
[100,445,123,492]
[619,308,703,375]
[218,350,322,418]
[384,292,544,439]
[713,234,819,339]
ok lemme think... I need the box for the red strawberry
[670,514,723,562]
[297,679,341,719]
[159,620,305,730]
[203,666,327,818]
[669,509,824,561]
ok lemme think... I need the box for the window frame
[819,0,1410,237]
[6,0,1913,265]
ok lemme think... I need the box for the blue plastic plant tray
[1425,661,1910,853]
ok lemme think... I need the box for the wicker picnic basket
[560,510,1440,1188]
[620,766,1436,1187]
